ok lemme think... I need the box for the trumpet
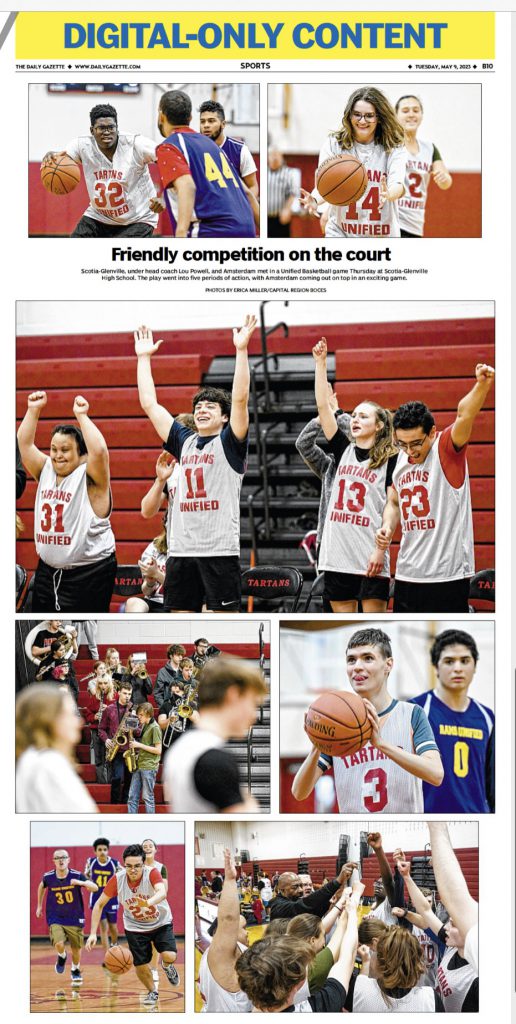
[106,705,139,767]
[133,663,149,679]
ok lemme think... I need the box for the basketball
[315,154,367,206]
[103,945,134,975]
[305,690,372,756]
[40,154,81,195]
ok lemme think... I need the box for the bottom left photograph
[30,820,185,1014]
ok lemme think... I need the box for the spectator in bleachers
[105,647,124,687]
[211,870,223,895]
[154,644,186,707]
[82,662,117,782]
[125,523,168,614]
[99,682,137,806]
[121,653,153,706]
[157,661,200,747]
[127,703,163,814]
[16,684,97,812]
[72,620,99,659]
[31,620,78,662]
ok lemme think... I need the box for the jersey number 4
[204,152,240,190]
[345,185,381,222]
[40,502,65,532]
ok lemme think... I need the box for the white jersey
[170,430,244,556]
[392,428,474,583]
[198,943,253,1012]
[413,926,439,988]
[352,975,436,1012]
[436,946,477,1012]
[313,135,406,238]
[321,699,436,813]
[35,459,115,568]
[165,463,180,559]
[164,728,226,812]
[116,866,172,933]
[398,138,436,236]
[318,446,390,576]
[65,133,158,227]
[365,897,398,927]
[16,747,98,813]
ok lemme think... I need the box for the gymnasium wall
[30,844,185,936]
[93,619,270,647]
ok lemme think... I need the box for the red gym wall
[288,156,481,238]
[30,844,185,936]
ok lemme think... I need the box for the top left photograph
[28,83,260,238]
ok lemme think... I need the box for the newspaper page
[3,8,511,1021]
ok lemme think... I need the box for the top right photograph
[267,83,481,239]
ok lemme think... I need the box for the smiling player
[411,629,494,812]
[292,628,443,813]
[41,104,162,237]
[135,315,257,613]
[396,94,453,238]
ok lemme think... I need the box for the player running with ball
[292,628,443,813]
[135,314,257,612]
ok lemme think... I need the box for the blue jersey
[42,869,86,926]
[157,127,255,238]
[85,856,119,910]
[410,691,494,812]
[221,136,254,180]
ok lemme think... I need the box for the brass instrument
[162,682,199,748]
[134,663,149,679]
[106,705,140,769]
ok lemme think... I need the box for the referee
[267,147,297,236]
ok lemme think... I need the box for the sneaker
[151,969,159,985]
[142,991,159,1006]
[55,953,67,975]
[162,963,180,986]
[71,967,83,986]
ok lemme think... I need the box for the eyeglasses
[394,438,427,452]
[54,856,69,861]
[351,111,377,122]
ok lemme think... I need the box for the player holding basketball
[300,87,406,237]
[86,843,179,1007]
[156,90,255,237]
[374,363,495,613]
[41,103,162,237]
[411,629,494,812]
[292,628,443,813]
[36,849,98,986]
[84,838,120,951]
[135,314,256,613]
[17,391,116,612]
[311,338,398,612]
[395,94,453,237]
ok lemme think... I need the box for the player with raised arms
[135,314,256,613]
[41,103,163,237]
[300,87,406,237]
[374,363,495,613]
[17,392,116,612]
[155,90,255,238]
[411,629,494,812]
[86,843,179,1008]
[395,94,453,237]
[311,337,398,612]
[292,628,443,813]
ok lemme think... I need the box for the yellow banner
[16,12,495,61]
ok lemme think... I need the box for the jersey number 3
[363,767,388,812]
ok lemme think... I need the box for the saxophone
[106,704,139,769]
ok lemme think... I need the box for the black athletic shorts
[71,216,155,238]
[32,552,117,613]
[125,923,177,966]
[400,229,421,238]
[163,555,241,612]
[393,577,471,613]
[323,570,390,604]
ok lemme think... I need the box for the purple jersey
[85,856,119,910]
[42,869,86,926]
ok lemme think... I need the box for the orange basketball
[305,690,372,756]
[315,154,368,206]
[40,153,81,195]
[103,945,134,975]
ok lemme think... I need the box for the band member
[127,703,162,814]
[99,682,137,805]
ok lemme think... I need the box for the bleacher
[16,313,494,610]
[67,640,270,813]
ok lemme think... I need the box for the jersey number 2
[94,181,126,209]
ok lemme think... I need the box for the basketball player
[36,849,98,986]
[395,94,453,237]
[292,628,443,813]
[42,103,162,237]
[411,629,494,812]
[84,838,120,951]
[198,848,253,1011]
[156,90,255,237]
[427,822,479,973]
[300,87,406,237]
[86,843,179,1007]
[17,392,116,612]
[199,99,260,229]
[135,314,257,613]
[163,656,267,812]
[397,859,478,1011]
[374,363,495,612]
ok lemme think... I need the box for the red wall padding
[31,844,184,936]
